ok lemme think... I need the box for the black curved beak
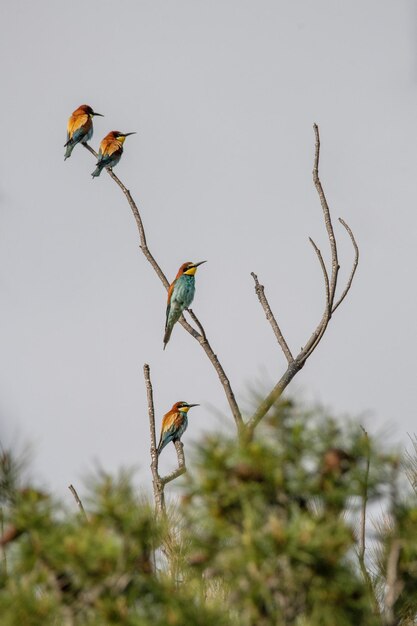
[93,112,104,117]
[187,404,200,408]
[193,261,207,268]
[123,132,136,137]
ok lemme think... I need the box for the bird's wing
[161,410,178,436]
[170,276,194,309]
[67,113,89,141]
[165,280,176,328]
[158,411,177,449]
[102,139,122,158]
[95,140,122,166]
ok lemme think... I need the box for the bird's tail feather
[163,324,172,349]
[64,142,74,160]
[91,165,102,178]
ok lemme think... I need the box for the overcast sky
[1,1,416,502]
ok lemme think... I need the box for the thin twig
[296,124,340,364]
[161,441,186,486]
[144,364,165,515]
[68,484,88,520]
[358,427,370,561]
[383,456,402,625]
[84,144,243,433]
[308,238,330,314]
[144,364,157,455]
[312,123,339,305]
[83,144,167,285]
[332,218,359,313]
[357,427,378,612]
[187,309,207,342]
[250,272,293,364]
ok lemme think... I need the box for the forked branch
[84,144,243,434]
[144,364,187,515]
[247,124,359,432]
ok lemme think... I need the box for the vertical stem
[144,364,165,515]
[357,427,377,612]
[384,461,401,625]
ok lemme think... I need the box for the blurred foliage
[182,400,386,625]
[1,400,417,625]
[0,466,227,626]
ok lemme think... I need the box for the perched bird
[157,401,199,456]
[164,261,206,349]
[91,130,136,178]
[64,104,103,160]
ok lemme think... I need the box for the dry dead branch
[84,144,243,435]
[247,124,359,433]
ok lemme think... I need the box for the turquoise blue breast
[172,274,195,308]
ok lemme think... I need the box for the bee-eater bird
[91,130,136,178]
[157,401,199,456]
[163,261,207,349]
[64,104,103,160]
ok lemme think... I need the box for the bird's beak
[93,112,104,117]
[123,132,136,137]
[193,261,207,268]
[187,404,200,408]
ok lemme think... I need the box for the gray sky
[1,1,416,502]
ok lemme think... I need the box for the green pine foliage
[1,400,417,625]
[0,467,227,626]
[182,401,384,625]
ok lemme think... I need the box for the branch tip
[251,270,293,364]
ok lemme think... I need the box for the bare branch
[296,124,342,364]
[144,364,188,514]
[332,218,359,313]
[161,441,186,486]
[187,309,207,342]
[297,309,330,365]
[144,364,165,515]
[358,427,370,562]
[247,124,358,432]
[308,238,330,314]
[83,144,167,286]
[84,143,243,433]
[68,484,88,520]
[250,272,293,364]
[312,123,339,305]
